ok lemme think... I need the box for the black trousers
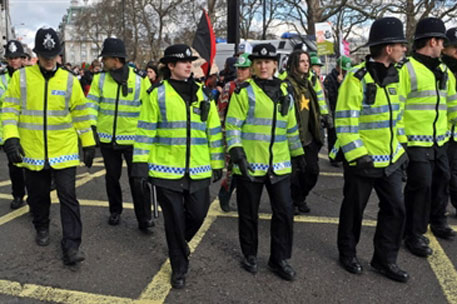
[100,146,151,226]
[236,175,294,262]
[405,147,450,238]
[8,162,25,199]
[157,186,210,275]
[337,168,405,264]
[25,167,81,251]
[447,141,457,210]
[291,141,321,205]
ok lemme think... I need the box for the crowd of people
[1,15,457,291]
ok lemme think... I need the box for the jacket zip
[383,87,394,165]
[43,79,49,167]
[432,79,440,144]
[185,97,191,175]
[268,95,278,174]
[112,84,121,144]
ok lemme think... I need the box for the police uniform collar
[412,52,441,70]
[366,57,399,86]
[441,54,457,74]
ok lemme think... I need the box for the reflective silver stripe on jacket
[18,122,72,130]
[405,61,417,92]
[19,69,27,109]
[134,74,142,101]
[158,84,167,121]
[98,72,105,97]
[405,104,447,111]
[65,73,73,110]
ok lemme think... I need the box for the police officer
[87,38,153,232]
[335,17,409,282]
[132,44,224,289]
[0,40,27,209]
[441,28,457,216]
[400,18,457,258]
[1,27,96,265]
[226,43,305,281]
[286,50,323,214]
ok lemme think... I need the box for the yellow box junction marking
[0,167,456,303]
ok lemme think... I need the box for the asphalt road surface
[0,148,456,304]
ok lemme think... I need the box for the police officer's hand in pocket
[4,138,25,164]
[83,146,96,168]
[212,169,223,183]
[291,155,307,172]
[354,155,374,169]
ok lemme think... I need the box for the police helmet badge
[8,42,17,53]
[43,33,56,50]
[239,56,246,65]
[260,47,267,55]
[186,48,191,57]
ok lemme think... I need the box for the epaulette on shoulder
[146,81,163,94]
[234,81,250,94]
[353,67,367,80]
[281,79,294,95]
[134,68,147,78]
[396,57,409,69]
[202,85,212,99]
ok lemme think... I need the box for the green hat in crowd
[337,55,352,71]
[234,53,252,68]
[310,56,324,66]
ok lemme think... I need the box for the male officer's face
[253,59,277,79]
[169,60,192,81]
[7,57,23,70]
[388,43,407,63]
[38,55,57,71]
[297,53,310,75]
[442,45,457,60]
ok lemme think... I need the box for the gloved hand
[3,138,24,164]
[91,125,100,147]
[83,146,96,168]
[131,162,150,194]
[291,155,307,172]
[212,169,223,183]
[321,114,333,129]
[229,147,254,182]
[354,155,374,169]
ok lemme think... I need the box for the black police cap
[414,17,447,41]
[33,27,61,59]
[5,40,25,59]
[100,38,127,58]
[248,43,278,61]
[445,27,457,46]
[159,44,198,64]
[366,17,407,47]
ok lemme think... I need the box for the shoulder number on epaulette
[134,68,147,78]
[146,81,163,94]
[353,67,367,80]
[396,57,409,69]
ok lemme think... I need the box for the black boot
[10,197,25,209]
[63,248,85,265]
[35,229,50,247]
[268,259,296,281]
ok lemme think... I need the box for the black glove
[131,162,150,196]
[212,169,223,183]
[291,155,307,172]
[354,155,374,169]
[321,114,333,129]
[91,125,100,147]
[229,147,254,181]
[83,146,96,168]
[3,138,24,164]
[200,100,210,122]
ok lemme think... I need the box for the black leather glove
[229,147,254,181]
[3,138,24,164]
[82,146,96,168]
[131,162,150,197]
[321,114,333,129]
[291,155,307,172]
[354,155,374,169]
[91,125,100,147]
[212,169,223,183]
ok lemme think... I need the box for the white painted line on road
[0,180,12,187]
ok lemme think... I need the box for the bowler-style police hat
[414,17,447,41]
[248,43,278,61]
[160,44,198,64]
[367,17,408,47]
[33,27,61,59]
[445,28,457,47]
[99,38,127,58]
[5,40,26,59]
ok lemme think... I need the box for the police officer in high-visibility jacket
[0,40,27,210]
[87,38,153,232]
[399,18,457,257]
[335,17,409,282]
[226,43,305,281]
[1,27,96,265]
[132,44,224,289]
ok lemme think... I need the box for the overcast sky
[9,0,93,49]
